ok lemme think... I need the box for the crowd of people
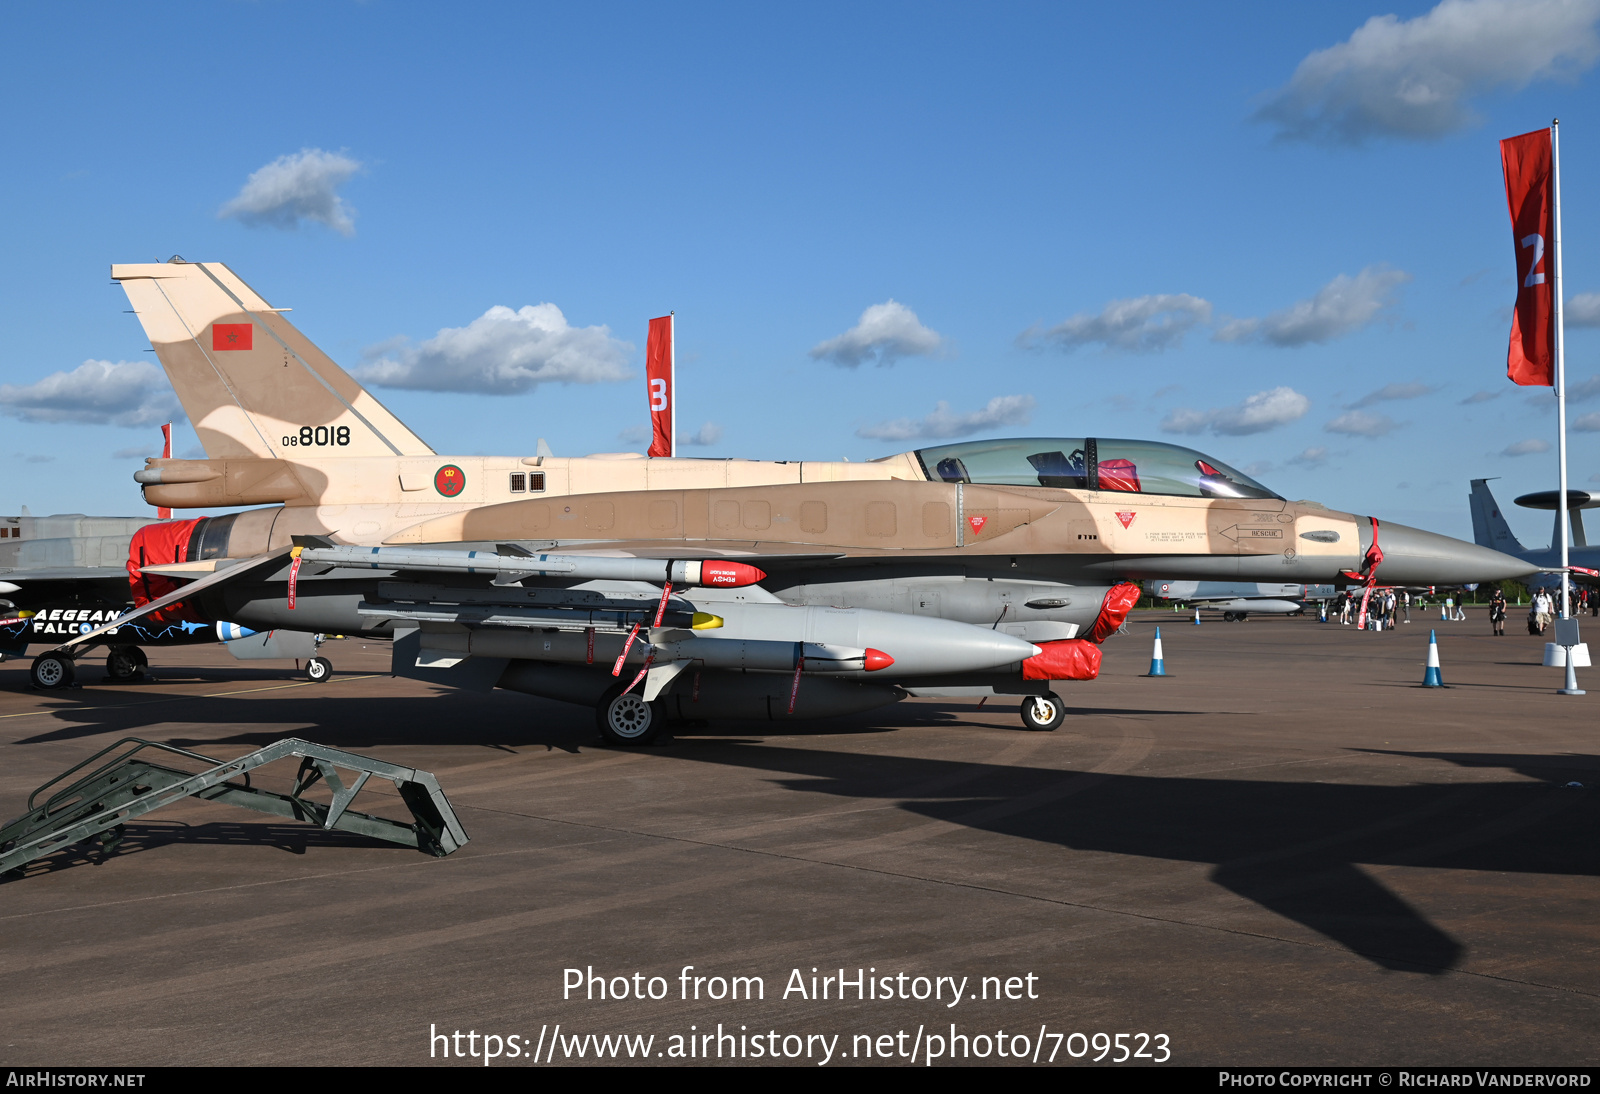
[1316,584,1596,636]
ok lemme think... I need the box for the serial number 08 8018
[282,426,351,447]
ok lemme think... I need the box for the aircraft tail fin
[113,260,434,460]
[1469,479,1528,555]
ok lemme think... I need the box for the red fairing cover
[127,518,207,624]
[1098,458,1140,492]
[1088,581,1142,643]
[1023,639,1102,681]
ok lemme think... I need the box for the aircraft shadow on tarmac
[659,741,1600,976]
[13,693,1600,974]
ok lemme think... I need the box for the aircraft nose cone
[1375,520,1539,584]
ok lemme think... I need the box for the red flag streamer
[586,627,595,664]
[287,554,303,610]
[157,423,173,519]
[612,622,641,676]
[646,315,673,457]
[787,643,803,715]
[1353,518,1383,629]
[620,654,654,697]
[653,581,673,627]
[1500,128,1555,386]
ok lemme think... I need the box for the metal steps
[0,737,468,876]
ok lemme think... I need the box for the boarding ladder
[0,737,468,875]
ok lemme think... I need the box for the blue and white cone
[1422,629,1444,688]
[1144,626,1167,677]
[1192,608,1202,625]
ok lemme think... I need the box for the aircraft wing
[0,566,133,583]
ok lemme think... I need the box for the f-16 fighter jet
[0,510,327,684]
[47,260,1534,739]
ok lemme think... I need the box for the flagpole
[669,311,677,459]
[1553,118,1569,622]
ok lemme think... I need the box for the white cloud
[1025,294,1212,354]
[684,422,723,446]
[0,360,181,427]
[1255,0,1600,144]
[617,424,651,446]
[1325,410,1401,437]
[1288,446,1330,468]
[1503,438,1552,456]
[809,300,945,367]
[1573,413,1600,431]
[1215,267,1411,346]
[1350,381,1438,407]
[1160,387,1310,437]
[1571,292,1600,327]
[857,394,1036,442]
[356,304,634,394]
[1461,390,1501,404]
[219,148,363,236]
[111,445,155,459]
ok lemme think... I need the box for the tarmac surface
[1,608,1597,1067]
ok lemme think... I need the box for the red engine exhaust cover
[127,518,210,625]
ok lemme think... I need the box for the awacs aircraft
[0,510,326,685]
[1148,580,1334,620]
[49,259,1535,740]
[1469,479,1600,589]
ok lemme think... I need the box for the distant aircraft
[1468,479,1600,590]
[1148,580,1334,621]
[34,260,1534,739]
[0,510,325,683]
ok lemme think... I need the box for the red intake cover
[1087,581,1141,644]
[701,561,767,587]
[1023,639,1102,681]
[127,518,209,625]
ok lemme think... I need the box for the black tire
[306,656,333,683]
[1019,693,1066,732]
[105,646,144,681]
[31,652,75,690]
[597,686,662,745]
[1236,612,1249,622]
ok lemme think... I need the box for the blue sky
[2,0,1598,547]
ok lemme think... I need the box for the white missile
[291,544,766,588]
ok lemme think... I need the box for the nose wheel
[305,656,333,683]
[30,652,76,690]
[1019,693,1066,731]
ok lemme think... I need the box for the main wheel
[306,656,333,683]
[105,646,144,681]
[1019,693,1066,731]
[597,687,662,745]
[1222,611,1236,622]
[31,652,75,690]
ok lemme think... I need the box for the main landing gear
[105,645,147,681]
[1019,693,1067,731]
[596,685,663,746]
[1221,611,1250,622]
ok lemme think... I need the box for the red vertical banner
[1500,128,1554,386]
[646,314,673,457]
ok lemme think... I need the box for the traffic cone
[1143,626,1167,677]
[1422,629,1444,688]
[1192,608,1202,625]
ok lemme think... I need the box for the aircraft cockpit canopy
[914,438,1280,500]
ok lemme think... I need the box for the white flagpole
[1553,119,1569,621]
[669,311,677,458]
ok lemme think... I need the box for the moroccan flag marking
[212,323,253,351]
